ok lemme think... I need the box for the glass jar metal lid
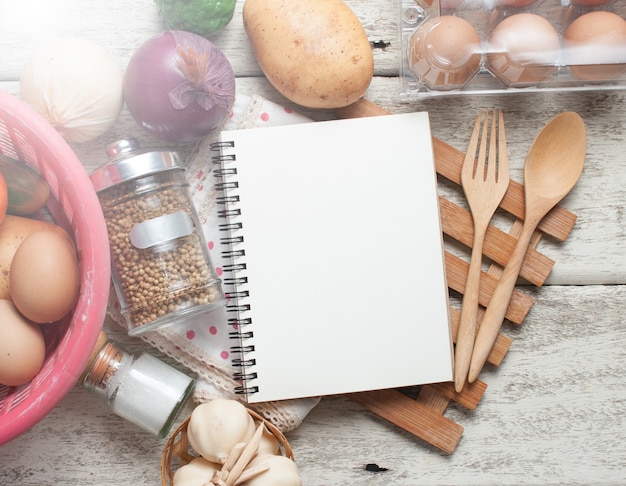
[90,138,184,191]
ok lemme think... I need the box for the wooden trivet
[336,99,578,454]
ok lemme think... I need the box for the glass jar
[90,138,224,335]
[82,331,195,438]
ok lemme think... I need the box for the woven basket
[0,90,111,445]
[161,407,295,486]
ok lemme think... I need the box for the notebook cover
[215,112,453,403]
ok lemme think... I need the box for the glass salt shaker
[81,331,195,438]
[90,138,224,335]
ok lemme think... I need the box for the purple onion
[123,30,236,143]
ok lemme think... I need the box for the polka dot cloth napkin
[108,94,320,432]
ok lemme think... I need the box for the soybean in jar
[90,138,224,335]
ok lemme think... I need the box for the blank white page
[216,112,453,403]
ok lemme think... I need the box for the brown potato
[243,0,374,109]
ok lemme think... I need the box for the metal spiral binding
[214,167,237,177]
[223,263,246,272]
[215,181,239,191]
[221,235,244,245]
[216,194,240,204]
[219,221,243,232]
[223,276,248,286]
[230,330,254,340]
[222,249,246,259]
[218,208,241,218]
[210,140,258,397]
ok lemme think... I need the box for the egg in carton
[399,0,626,99]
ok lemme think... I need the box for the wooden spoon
[468,112,586,383]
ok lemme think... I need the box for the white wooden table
[1,1,625,484]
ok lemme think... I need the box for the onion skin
[123,30,236,142]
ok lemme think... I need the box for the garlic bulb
[255,421,280,456]
[172,457,220,486]
[20,37,123,143]
[187,399,256,464]
[243,454,302,486]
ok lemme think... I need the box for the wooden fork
[454,110,510,393]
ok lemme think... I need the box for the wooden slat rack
[337,99,578,454]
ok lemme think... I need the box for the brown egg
[0,299,46,386]
[9,229,80,323]
[487,13,560,86]
[408,16,482,90]
[563,11,626,81]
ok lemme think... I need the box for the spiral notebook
[211,112,453,403]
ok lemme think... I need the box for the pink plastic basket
[0,90,111,445]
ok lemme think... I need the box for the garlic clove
[187,399,256,464]
[254,420,280,456]
[241,454,302,486]
[172,456,220,486]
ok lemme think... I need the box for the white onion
[20,37,124,143]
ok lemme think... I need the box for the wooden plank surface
[347,390,464,455]
[1,0,625,484]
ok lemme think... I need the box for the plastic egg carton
[399,0,626,100]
